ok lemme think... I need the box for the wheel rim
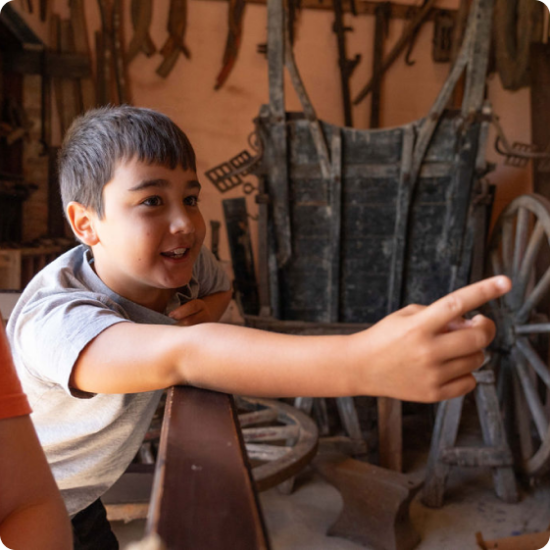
[236,396,318,492]
[486,193,550,476]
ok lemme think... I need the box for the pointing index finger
[421,276,511,333]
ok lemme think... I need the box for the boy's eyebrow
[128,179,169,192]
[128,179,202,192]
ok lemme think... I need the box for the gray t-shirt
[7,244,230,516]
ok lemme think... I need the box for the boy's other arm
[0,415,72,550]
[70,276,511,402]
[167,290,232,326]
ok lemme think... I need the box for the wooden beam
[2,50,91,78]
[147,386,270,550]
[196,0,457,19]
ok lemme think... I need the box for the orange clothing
[0,324,31,420]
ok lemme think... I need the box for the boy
[7,106,510,549]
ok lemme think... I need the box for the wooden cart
[212,0,497,474]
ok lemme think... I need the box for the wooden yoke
[146,386,270,550]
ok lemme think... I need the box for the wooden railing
[146,386,271,550]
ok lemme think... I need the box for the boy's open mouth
[161,247,189,260]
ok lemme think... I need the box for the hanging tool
[332,0,361,127]
[432,9,455,63]
[448,0,470,108]
[287,0,302,45]
[20,0,33,14]
[210,221,221,261]
[97,0,129,104]
[157,0,191,78]
[97,0,114,104]
[215,0,247,90]
[112,0,129,103]
[370,2,391,129]
[39,0,47,21]
[353,0,437,106]
[494,0,541,91]
[126,0,156,63]
[39,49,51,156]
[70,0,96,111]
[403,0,430,66]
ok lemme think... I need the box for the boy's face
[84,158,206,311]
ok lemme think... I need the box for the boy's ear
[66,202,99,246]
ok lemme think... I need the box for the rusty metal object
[39,0,47,21]
[432,9,455,63]
[157,0,191,78]
[332,0,361,126]
[494,0,541,91]
[484,193,550,477]
[127,0,156,63]
[70,0,96,111]
[215,0,247,89]
[111,0,129,103]
[353,0,437,105]
[97,0,113,104]
[314,451,423,550]
[370,2,391,129]
[492,113,550,168]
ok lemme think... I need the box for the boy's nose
[170,207,195,234]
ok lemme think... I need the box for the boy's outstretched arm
[70,276,511,403]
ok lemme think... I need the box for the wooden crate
[0,245,70,290]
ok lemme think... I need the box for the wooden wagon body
[257,112,487,324]
[235,0,496,329]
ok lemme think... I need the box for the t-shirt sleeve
[0,324,31,420]
[194,246,231,297]
[11,291,130,398]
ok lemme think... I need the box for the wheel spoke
[516,221,545,302]
[516,265,550,322]
[516,338,550,388]
[515,323,550,335]
[239,408,278,427]
[502,218,514,275]
[245,444,292,461]
[513,207,530,277]
[491,248,504,276]
[242,425,299,443]
[513,369,535,461]
[515,353,549,441]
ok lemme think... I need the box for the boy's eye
[184,195,200,207]
[142,196,162,207]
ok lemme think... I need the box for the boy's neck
[89,251,176,313]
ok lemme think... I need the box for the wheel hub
[490,305,516,352]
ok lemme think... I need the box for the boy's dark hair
[59,105,197,218]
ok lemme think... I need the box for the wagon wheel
[485,193,550,476]
[235,396,318,492]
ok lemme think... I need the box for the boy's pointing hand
[354,276,511,403]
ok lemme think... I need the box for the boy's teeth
[163,248,188,257]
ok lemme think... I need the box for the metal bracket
[492,114,550,168]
